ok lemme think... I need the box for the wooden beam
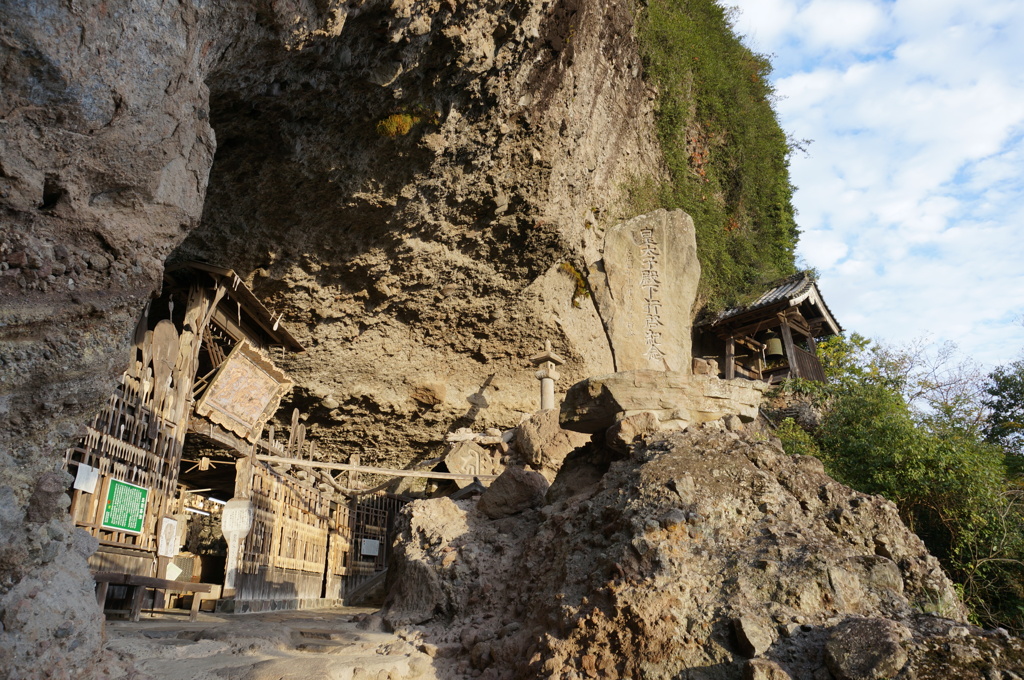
[725,337,736,380]
[254,455,500,481]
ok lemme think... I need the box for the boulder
[605,410,661,453]
[476,467,549,519]
[825,618,909,680]
[514,409,591,481]
[734,615,777,657]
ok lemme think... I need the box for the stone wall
[559,369,769,434]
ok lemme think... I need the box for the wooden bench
[93,572,216,622]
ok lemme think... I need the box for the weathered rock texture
[383,424,1024,679]
[172,0,663,467]
[1,0,663,672]
[512,408,591,481]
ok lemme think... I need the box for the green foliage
[635,0,799,312]
[816,333,875,387]
[984,359,1024,476]
[775,417,821,459]
[776,342,1024,630]
[559,262,590,308]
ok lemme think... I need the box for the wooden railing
[791,346,826,381]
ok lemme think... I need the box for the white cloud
[728,0,1024,367]
[796,0,887,51]
[730,0,799,48]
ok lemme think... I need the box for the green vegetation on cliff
[635,0,799,312]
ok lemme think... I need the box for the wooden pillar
[806,333,818,355]
[778,318,797,378]
[725,337,736,380]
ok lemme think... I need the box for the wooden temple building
[694,272,842,384]
[63,262,402,617]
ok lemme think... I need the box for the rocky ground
[101,608,439,680]
[382,420,1024,680]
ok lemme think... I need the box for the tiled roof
[702,271,842,335]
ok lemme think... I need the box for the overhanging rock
[559,369,769,434]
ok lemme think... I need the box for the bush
[809,380,1023,629]
[775,417,821,459]
[376,113,420,137]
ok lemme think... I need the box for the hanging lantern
[764,330,784,359]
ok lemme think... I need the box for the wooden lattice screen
[65,284,214,559]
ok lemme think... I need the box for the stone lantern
[530,340,565,411]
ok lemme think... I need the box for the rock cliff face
[1,0,659,674]
[383,423,1024,679]
[175,0,664,468]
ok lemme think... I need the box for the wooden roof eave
[705,300,791,340]
[165,261,304,352]
[790,284,842,337]
[707,292,839,341]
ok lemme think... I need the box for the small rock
[605,411,660,454]
[660,509,688,530]
[670,474,696,501]
[88,253,110,271]
[411,383,446,406]
[744,658,792,680]
[734,616,777,657]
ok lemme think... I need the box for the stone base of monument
[558,369,768,435]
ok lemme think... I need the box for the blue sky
[727,0,1024,369]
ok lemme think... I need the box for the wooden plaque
[194,340,292,439]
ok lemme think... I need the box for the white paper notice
[158,517,179,557]
[73,464,99,494]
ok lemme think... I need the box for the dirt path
[104,608,442,679]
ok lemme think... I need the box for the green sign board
[101,479,149,534]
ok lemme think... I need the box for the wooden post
[725,337,736,380]
[349,454,360,490]
[778,317,797,378]
[234,454,253,499]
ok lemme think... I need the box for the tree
[815,334,989,434]
[777,333,1024,630]
[984,360,1024,477]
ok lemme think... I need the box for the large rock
[513,409,591,481]
[560,369,769,433]
[1,0,661,670]
[824,618,910,680]
[590,209,701,373]
[383,498,469,627]
[383,425,998,679]
[476,467,549,519]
